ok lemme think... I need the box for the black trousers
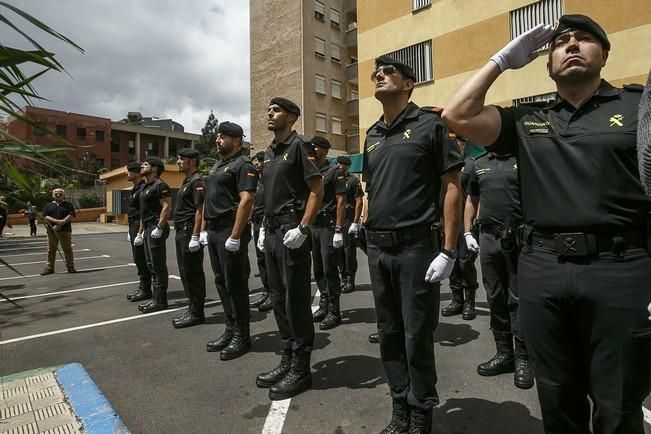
[174,223,206,315]
[207,223,250,324]
[367,238,440,410]
[449,232,479,292]
[311,224,340,297]
[264,224,314,351]
[252,221,269,290]
[479,232,520,338]
[129,219,151,289]
[29,218,37,236]
[338,222,359,277]
[519,246,651,434]
[143,223,169,302]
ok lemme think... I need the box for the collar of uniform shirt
[546,79,619,109]
[375,102,420,129]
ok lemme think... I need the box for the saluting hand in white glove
[490,24,555,72]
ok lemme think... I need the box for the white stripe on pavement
[0,300,221,345]
[0,244,76,252]
[0,241,48,246]
[0,263,134,281]
[2,255,110,267]
[0,280,139,303]
[475,306,490,313]
[261,400,291,434]
[643,406,651,426]
[0,248,91,258]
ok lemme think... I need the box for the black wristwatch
[298,224,310,235]
[441,248,458,259]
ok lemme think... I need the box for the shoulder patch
[623,83,644,92]
[420,106,444,115]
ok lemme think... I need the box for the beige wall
[102,165,185,212]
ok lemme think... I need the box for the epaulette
[241,155,252,163]
[623,83,644,92]
[420,106,444,116]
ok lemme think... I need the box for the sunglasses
[371,65,398,81]
[54,192,63,196]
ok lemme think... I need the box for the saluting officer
[465,151,533,389]
[309,136,346,330]
[336,155,364,294]
[125,161,152,303]
[363,56,463,433]
[249,151,273,312]
[201,122,257,360]
[134,157,172,314]
[171,148,207,329]
[255,97,323,401]
[444,15,651,433]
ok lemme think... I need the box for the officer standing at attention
[201,122,257,360]
[363,56,463,434]
[255,97,323,400]
[336,155,364,294]
[465,151,533,389]
[249,151,273,312]
[125,162,152,303]
[134,157,172,314]
[443,15,651,433]
[171,148,207,329]
[309,136,346,330]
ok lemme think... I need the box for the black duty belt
[174,220,194,231]
[366,225,431,248]
[481,223,505,237]
[265,213,302,230]
[314,211,335,227]
[206,213,235,230]
[530,229,646,257]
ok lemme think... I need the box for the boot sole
[172,319,205,329]
[206,342,231,352]
[319,321,341,330]
[514,377,535,390]
[477,365,515,376]
[220,344,251,361]
[268,377,312,400]
[256,373,288,388]
[462,313,477,320]
[440,310,463,317]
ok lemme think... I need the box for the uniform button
[537,241,543,247]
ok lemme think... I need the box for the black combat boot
[128,275,152,302]
[408,406,432,434]
[312,293,328,323]
[221,322,251,360]
[380,399,410,434]
[441,289,464,317]
[319,295,341,330]
[514,338,534,389]
[138,299,154,312]
[249,291,268,308]
[140,285,167,314]
[477,331,515,376]
[256,349,292,388]
[172,306,205,329]
[368,332,379,344]
[462,288,477,320]
[269,347,312,400]
[258,294,273,312]
[340,274,353,293]
[206,320,234,352]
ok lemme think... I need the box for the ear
[601,49,609,67]
[405,78,415,92]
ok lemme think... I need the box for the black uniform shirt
[468,153,522,225]
[140,177,170,225]
[317,160,346,215]
[252,180,265,220]
[342,173,364,222]
[127,181,145,222]
[174,171,205,224]
[491,80,651,232]
[42,201,76,232]
[262,131,321,217]
[204,153,257,220]
[363,102,463,230]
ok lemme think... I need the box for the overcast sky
[4,1,250,136]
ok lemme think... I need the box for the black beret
[253,151,266,161]
[336,156,351,165]
[551,14,610,50]
[126,161,142,172]
[375,55,417,81]
[218,121,244,138]
[269,97,301,116]
[177,147,199,159]
[145,156,165,171]
[310,136,331,149]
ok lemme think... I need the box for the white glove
[188,235,201,252]
[348,223,360,235]
[464,232,480,253]
[257,227,266,252]
[199,230,208,246]
[425,252,455,283]
[134,232,144,246]
[490,24,555,72]
[647,301,651,321]
[283,226,308,249]
[151,225,163,239]
[225,237,240,252]
[127,232,131,242]
[333,232,343,248]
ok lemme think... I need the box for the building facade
[250,0,360,154]
[357,0,651,146]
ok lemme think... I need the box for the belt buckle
[554,232,588,256]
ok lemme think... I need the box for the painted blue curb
[56,363,129,433]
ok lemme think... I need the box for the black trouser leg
[368,239,439,410]
[519,247,651,434]
[311,225,340,298]
[144,223,169,304]
[29,219,37,236]
[265,225,314,351]
[175,225,206,314]
[342,222,358,276]
[130,220,151,291]
[479,233,514,335]
[253,222,269,290]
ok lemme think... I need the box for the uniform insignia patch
[368,141,380,153]
[609,114,623,127]
[403,129,411,140]
[224,166,230,172]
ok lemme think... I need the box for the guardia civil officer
[125,161,152,302]
[201,122,257,360]
[171,148,206,329]
[363,56,463,433]
[309,136,346,330]
[336,155,364,294]
[443,15,651,433]
[255,97,324,400]
[134,157,172,314]
[465,151,533,389]
[249,151,273,312]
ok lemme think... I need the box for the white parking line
[1,255,110,267]
[643,406,651,426]
[0,300,221,345]
[0,281,139,303]
[0,263,134,281]
[0,248,91,258]
[0,241,48,246]
[0,244,76,252]
[475,306,490,313]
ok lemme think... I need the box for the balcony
[346,63,358,84]
[346,99,359,117]
[346,26,357,50]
